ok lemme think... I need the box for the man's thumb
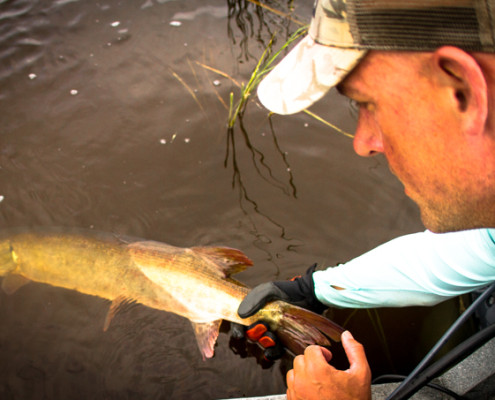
[342,331,369,371]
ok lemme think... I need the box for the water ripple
[0,0,33,22]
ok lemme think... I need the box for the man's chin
[419,207,475,234]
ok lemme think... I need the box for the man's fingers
[341,331,366,365]
[304,344,333,363]
[245,322,268,341]
[300,344,335,376]
[238,282,283,318]
[341,331,371,378]
[230,322,245,340]
[319,346,333,363]
[287,334,372,400]
[287,368,294,387]
[244,321,285,360]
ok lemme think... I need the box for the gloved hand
[230,320,285,361]
[238,263,327,317]
[235,264,328,360]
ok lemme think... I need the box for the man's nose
[352,109,384,157]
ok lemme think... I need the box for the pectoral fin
[104,295,134,331]
[1,274,30,295]
[191,320,222,360]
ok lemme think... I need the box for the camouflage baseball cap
[258,0,495,115]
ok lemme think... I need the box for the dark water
[0,0,470,399]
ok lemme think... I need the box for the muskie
[0,228,344,359]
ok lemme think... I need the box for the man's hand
[238,264,327,319]
[236,264,327,359]
[286,331,372,400]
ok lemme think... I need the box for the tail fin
[274,302,344,355]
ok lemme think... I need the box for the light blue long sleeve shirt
[313,229,495,308]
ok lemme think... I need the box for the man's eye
[349,99,373,112]
[349,99,361,118]
[349,99,375,120]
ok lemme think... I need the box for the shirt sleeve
[313,228,495,308]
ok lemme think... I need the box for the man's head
[258,0,495,232]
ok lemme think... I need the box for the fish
[0,227,344,359]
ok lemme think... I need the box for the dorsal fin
[128,241,253,279]
[191,247,253,278]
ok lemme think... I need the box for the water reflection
[231,116,297,198]
[226,0,303,62]
[222,0,315,268]
[225,115,302,268]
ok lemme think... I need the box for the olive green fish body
[0,228,344,359]
[0,230,181,312]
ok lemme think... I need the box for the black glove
[235,264,327,360]
[238,263,327,318]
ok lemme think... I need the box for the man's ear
[432,46,488,135]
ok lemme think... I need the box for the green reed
[228,26,308,128]
[227,25,354,138]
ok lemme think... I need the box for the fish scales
[4,232,146,301]
[0,227,344,359]
[128,241,251,324]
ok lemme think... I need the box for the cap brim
[257,36,366,115]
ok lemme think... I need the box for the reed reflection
[225,115,301,263]
[223,1,310,265]
[226,0,303,62]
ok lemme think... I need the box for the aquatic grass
[367,308,394,370]
[303,110,354,139]
[227,25,307,128]
[246,0,305,26]
[196,36,295,126]
[341,308,394,371]
[169,68,205,114]
[195,61,240,111]
[183,2,354,137]
[228,91,235,125]
[195,62,242,87]
[196,27,354,137]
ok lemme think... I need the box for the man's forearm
[313,229,495,308]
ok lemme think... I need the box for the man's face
[338,51,491,232]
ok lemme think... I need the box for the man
[237,0,495,399]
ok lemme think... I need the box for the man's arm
[314,228,495,309]
[237,229,495,361]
